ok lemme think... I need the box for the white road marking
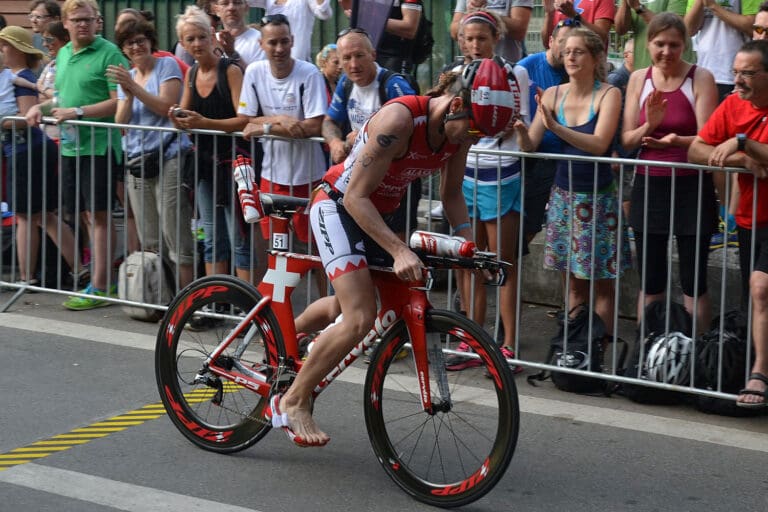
[1,313,766,454]
[0,463,261,512]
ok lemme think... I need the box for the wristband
[453,222,472,233]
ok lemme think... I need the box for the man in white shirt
[239,14,326,245]
[247,0,333,62]
[323,28,420,234]
[323,29,416,163]
[685,0,757,102]
[215,0,264,66]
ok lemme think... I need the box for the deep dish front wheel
[155,275,285,453]
[364,310,519,508]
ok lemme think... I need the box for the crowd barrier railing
[0,117,756,403]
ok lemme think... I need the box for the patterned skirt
[544,182,632,280]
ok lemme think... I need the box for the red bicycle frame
[198,214,440,413]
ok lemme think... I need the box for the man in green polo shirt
[26,0,128,310]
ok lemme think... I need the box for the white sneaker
[429,203,444,219]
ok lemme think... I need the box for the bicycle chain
[195,358,298,427]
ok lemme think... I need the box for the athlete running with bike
[268,58,517,447]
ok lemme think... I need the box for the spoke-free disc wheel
[155,275,285,453]
[364,310,519,507]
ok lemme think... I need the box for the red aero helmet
[462,58,514,137]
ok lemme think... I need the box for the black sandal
[736,372,768,409]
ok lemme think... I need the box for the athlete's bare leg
[279,268,376,445]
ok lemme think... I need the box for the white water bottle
[232,155,262,223]
[409,231,476,258]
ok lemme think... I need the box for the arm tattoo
[377,133,398,148]
[322,118,343,142]
[361,153,374,168]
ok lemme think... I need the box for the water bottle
[409,231,476,258]
[232,155,262,223]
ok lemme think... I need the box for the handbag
[126,133,177,179]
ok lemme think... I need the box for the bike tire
[364,310,519,508]
[155,275,286,453]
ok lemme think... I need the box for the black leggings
[634,232,710,297]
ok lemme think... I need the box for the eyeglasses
[217,0,246,6]
[260,13,290,27]
[124,37,149,48]
[337,27,371,41]
[69,17,96,25]
[753,24,768,35]
[556,18,582,28]
[562,48,588,57]
[29,14,51,22]
[732,69,764,79]
[42,36,56,44]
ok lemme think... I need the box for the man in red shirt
[689,39,768,409]
[540,0,614,48]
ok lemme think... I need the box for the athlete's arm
[343,102,423,281]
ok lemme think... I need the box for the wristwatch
[736,133,747,152]
[263,123,272,136]
[74,107,84,120]
[634,4,646,14]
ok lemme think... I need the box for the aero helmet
[459,58,515,137]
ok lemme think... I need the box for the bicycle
[155,192,520,508]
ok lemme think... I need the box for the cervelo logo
[315,309,397,392]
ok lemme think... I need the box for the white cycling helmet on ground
[645,331,694,386]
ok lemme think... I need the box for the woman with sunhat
[0,26,79,288]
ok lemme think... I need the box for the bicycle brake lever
[411,267,434,291]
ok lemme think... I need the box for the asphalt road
[0,291,767,512]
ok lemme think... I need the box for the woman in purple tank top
[621,12,718,333]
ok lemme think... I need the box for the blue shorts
[462,169,521,222]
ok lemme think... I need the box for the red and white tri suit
[311,95,461,281]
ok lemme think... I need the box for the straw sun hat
[0,26,44,57]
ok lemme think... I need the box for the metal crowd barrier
[0,117,757,403]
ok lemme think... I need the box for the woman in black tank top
[169,5,259,286]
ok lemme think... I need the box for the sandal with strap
[736,372,768,409]
[264,394,330,447]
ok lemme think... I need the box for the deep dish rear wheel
[364,310,519,507]
[155,275,285,453]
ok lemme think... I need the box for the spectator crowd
[1,0,767,409]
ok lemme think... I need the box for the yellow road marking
[0,401,170,471]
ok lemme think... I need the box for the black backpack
[528,305,620,394]
[693,310,762,417]
[411,7,434,65]
[621,300,692,404]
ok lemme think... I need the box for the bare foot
[280,396,330,447]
